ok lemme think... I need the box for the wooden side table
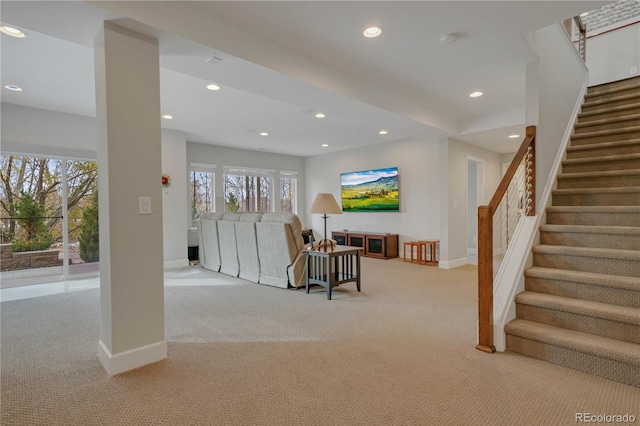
[418,240,439,266]
[306,245,363,300]
[403,241,420,263]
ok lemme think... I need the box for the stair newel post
[477,205,496,353]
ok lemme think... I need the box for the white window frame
[189,163,216,227]
[223,165,275,213]
[280,170,298,214]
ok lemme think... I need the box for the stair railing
[563,16,586,62]
[477,125,536,353]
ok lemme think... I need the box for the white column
[94,22,166,375]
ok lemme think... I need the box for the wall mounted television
[340,167,399,212]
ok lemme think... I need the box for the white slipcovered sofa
[197,212,308,288]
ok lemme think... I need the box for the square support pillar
[94,22,166,375]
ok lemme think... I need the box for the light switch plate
[138,196,152,215]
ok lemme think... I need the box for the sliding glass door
[0,154,98,286]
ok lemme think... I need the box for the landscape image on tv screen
[341,167,399,212]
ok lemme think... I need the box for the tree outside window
[223,169,272,213]
[280,173,297,213]
[190,170,214,227]
[0,155,97,268]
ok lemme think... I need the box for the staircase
[505,76,640,387]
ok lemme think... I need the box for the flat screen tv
[341,167,399,212]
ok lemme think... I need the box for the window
[190,164,215,227]
[223,166,273,213]
[280,171,297,213]
[0,154,98,282]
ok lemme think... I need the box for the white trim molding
[438,257,468,269]
[98,340,167,376]
[164,259,189,269]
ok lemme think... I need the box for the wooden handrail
[476,125,536,353]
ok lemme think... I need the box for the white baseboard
[98,339,167,376]
[164,258,189,269]
[438,257,468,269]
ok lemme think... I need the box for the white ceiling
[0,1,612,157]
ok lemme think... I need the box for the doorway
[467,157,484,265]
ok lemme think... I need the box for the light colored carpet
[2,259,638,425]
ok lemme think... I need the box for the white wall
[587,23,640,86]
[526,23,588,198]
[305,138,442,247]
[1,103,97,159]
[305,137,501,268]
[443,138,502,268]
[161,130,188,268]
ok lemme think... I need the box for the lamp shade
[309,193,342,214]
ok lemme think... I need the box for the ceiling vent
[440,33,457,45]
[206,56,222,65]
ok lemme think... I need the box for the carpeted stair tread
[587,76,640,93]
[525,266,640,292]
[563,152,640,166]
[566,139,640,156]
[557,169,640,179]
[539,224,640,237]
[578,103,640,120]
[545,206,640,226]
[552,187,640,206]
[570,126,640,140]
[574,114,640,130]
[505,319,640,366]
[581,93,640,110]
[546,205,640,214]
[552,186,640,196]
[514,291,640,326]
[585,81,640,99]
[533,244,640,261]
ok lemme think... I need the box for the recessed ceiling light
[508,134,520,139]
[321,144,329,147]
[162,114,173,120]
[259,132,269,136]
[0,26,26,38]
[315,113,326,119]
[363,27,382,38]
[4,84,22,91]
[469,91,483,98]
[580,12,589,17]
[379,130,388,135]
[206,84,221,91]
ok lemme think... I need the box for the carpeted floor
[1,259,638,425]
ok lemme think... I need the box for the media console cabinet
[331,231,398,259]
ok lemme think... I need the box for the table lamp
[309,193,342,250]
